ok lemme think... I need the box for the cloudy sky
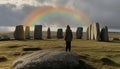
[0,0,120,32]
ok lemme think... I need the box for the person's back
[65,28,73,42]
[64,25,73,52]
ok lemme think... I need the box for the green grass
[0,38,120,69]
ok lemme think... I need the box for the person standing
[64,25,73,52]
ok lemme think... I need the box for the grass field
[0,32,120,69]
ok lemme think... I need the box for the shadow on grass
[0,56,7,62]
[23,47,42,51]
[79,59,96,69]
[42,39,59,41]
[78,55,97,69]
[78,55,120,69]
[107,41,120,43]
[101,57,120,67]
[97,40,120,43]
[6,45,20,48]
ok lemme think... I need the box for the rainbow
[23,7,90,27]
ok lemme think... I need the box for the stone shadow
[101,57,120,67]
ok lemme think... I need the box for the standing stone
[25,26,30,39]
[76,27,83,39]
[14,25,25,40]
[87,22,100,41]
[100,26,109,42]
[34,25,42,40]
[47,27,51,39]
[92,22,100,40]
[57,29,63,39]
[86,24,92,40]
[86,27,89,40]
[90,23,94,40]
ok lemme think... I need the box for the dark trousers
[65,41,71,52]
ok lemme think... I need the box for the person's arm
[64,30,67,40]
[71,30,73,40]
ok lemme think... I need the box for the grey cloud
[0,0,120,30]
[39,15,82,27]
[34,0,120,29]
[0,4,35,26]
[75,0,120,29]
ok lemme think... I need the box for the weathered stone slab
[87,22,100,41]
[100,26,109,41]
[14,25,25,40]
[25,26,30,39]
[87,24,92,40]
[93,22,100,40]
[76,27,83,39]
[57,29,63,39]
[34,25,42,40]
[47,27,51,39]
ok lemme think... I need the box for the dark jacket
[65,29,73,42]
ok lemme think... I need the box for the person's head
[67,25,70,30]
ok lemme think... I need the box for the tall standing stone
[100,26,109,42]
[47,27,51,39]
[57,29,63,39]
[87,22,100,41]
[87,24,92,40]
[86,27,89,40]
[25,26,30,39]
[90,23,94,40]
[76,27,83,39]
[92,22,100,40]
[34,25,42,40]
[14,25,25,40]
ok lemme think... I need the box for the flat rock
[0,35,10,41]
[13,50,86,69]
[112,38,119,41]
